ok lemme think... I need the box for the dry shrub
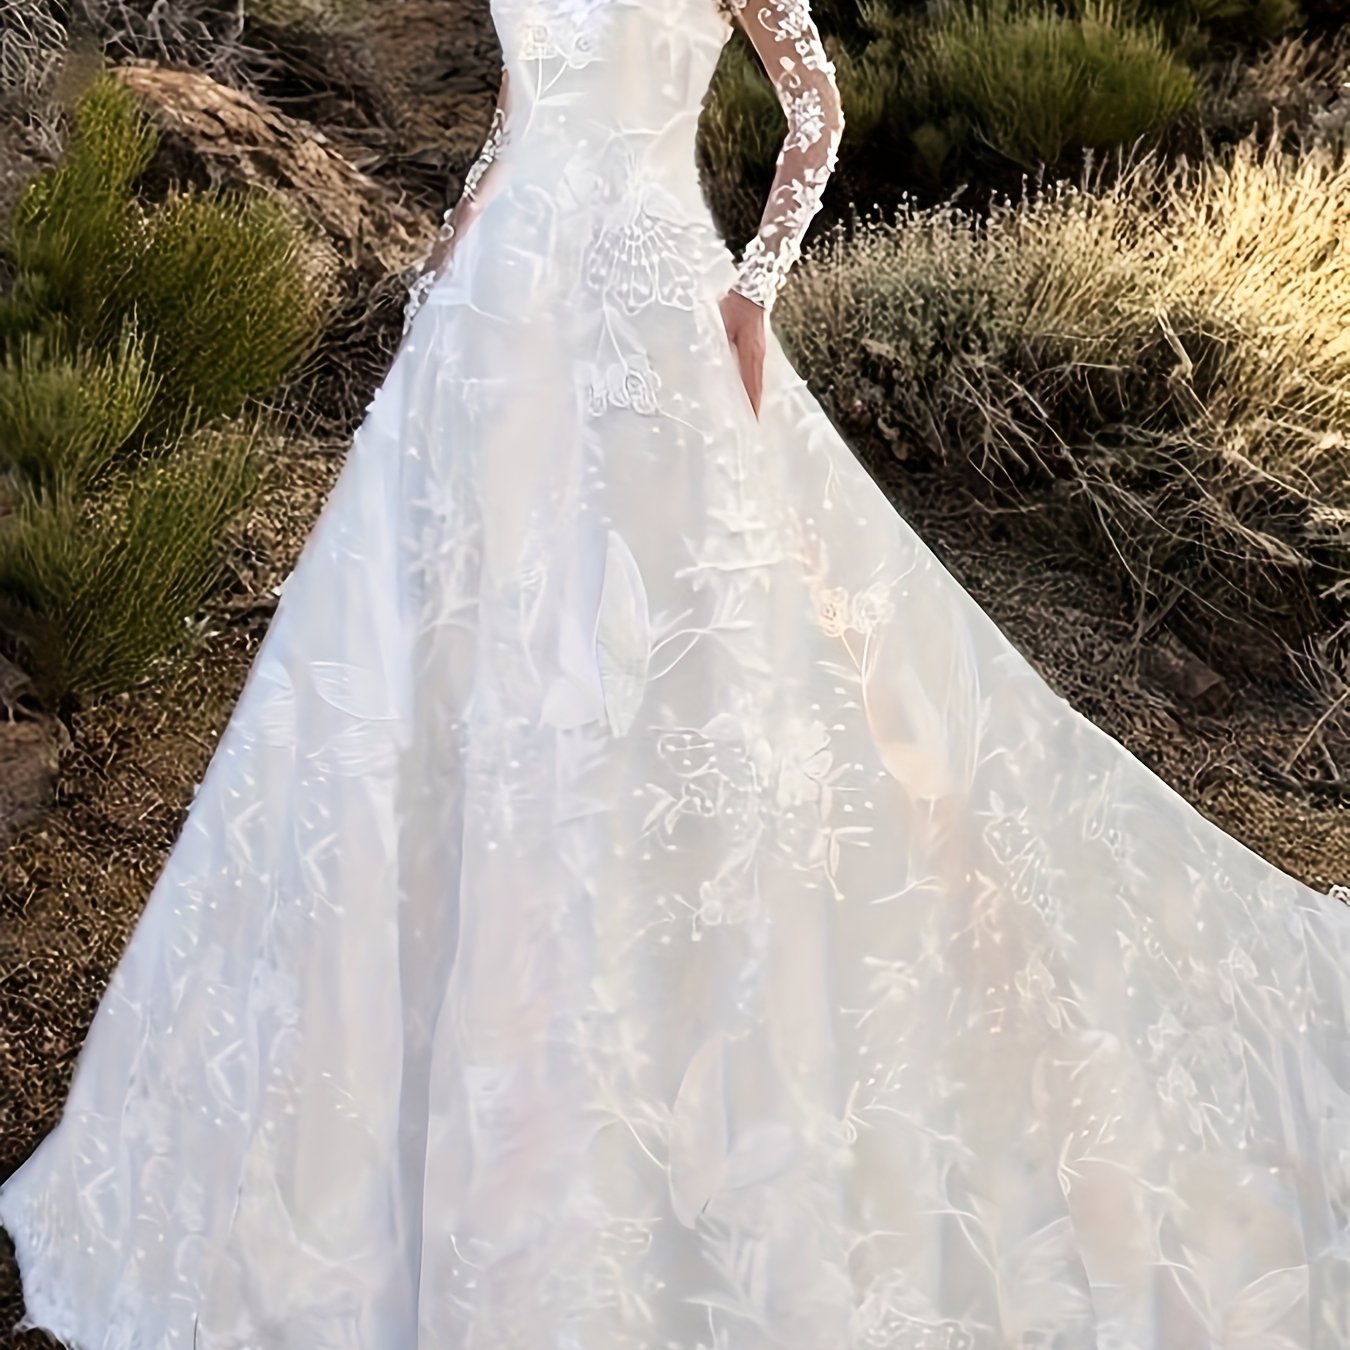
[247,0,364,30]
[0,0,70,164]
[68,0,369,96]
[1196,30,1350,143]
[0,0,66,107]
[777,131,1350,689]
[69,0,253,82]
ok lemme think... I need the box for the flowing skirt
[3,177,1350,1350]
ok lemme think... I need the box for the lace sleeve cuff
[463,103,508,202]
[730,235,780,308]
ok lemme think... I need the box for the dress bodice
[483,0,736,242]
[405,0,845,321]
[489,0,733,135]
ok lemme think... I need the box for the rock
[112,61,432,278]
[0,714,64,844]
[1139,638,1232,716]
[0,651,34,717]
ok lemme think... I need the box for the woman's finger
[738,340,763,417]
[718,293,764,419]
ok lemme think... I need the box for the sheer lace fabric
[720,0,843,309]
[2,0,1349,1347]
[406,0,842,322]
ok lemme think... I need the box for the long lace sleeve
[726,0,844,313]
[404,65,512,331]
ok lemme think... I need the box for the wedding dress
[3,0,1350,1343]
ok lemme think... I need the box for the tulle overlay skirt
[3,172,1350,1350]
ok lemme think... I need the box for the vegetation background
[1,0,1349,1339]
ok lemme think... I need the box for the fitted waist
[489,113,718,231]
[441,141,738,320]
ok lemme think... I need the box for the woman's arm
[404,64,512,330]
[727,0,844,313]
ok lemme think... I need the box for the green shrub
[0,421,265,704]
[0,74,331,709]
[1132,0,1302,53]
[110,191,332,433]
[2,75,153,342]
[699,21,902,247]
[1301,0,1350,25]
[900,0,1197,171]
[1182,0,1300,40]
[776,134,1350,678]
[825,36,908,152]
[6,76,331,439]
[0,327,158,498]
[700,34,801,182]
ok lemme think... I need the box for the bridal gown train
[4,0,1350,1344]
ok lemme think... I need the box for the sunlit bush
[777,133,1350,676]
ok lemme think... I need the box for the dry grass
[247,0,365,29]
[1195,29,1350,142]
[778,131,1350,713]
[70,0,253,83]
[0,0,65,109]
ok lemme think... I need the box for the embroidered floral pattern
[584,353,663,415]
[583,205,702,312]
[516,1,606,65]
[721,0,844,310]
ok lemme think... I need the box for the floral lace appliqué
[722,0,845,311]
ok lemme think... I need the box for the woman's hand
[719,288,767,418]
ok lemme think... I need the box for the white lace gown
[3,0,1350,1345]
